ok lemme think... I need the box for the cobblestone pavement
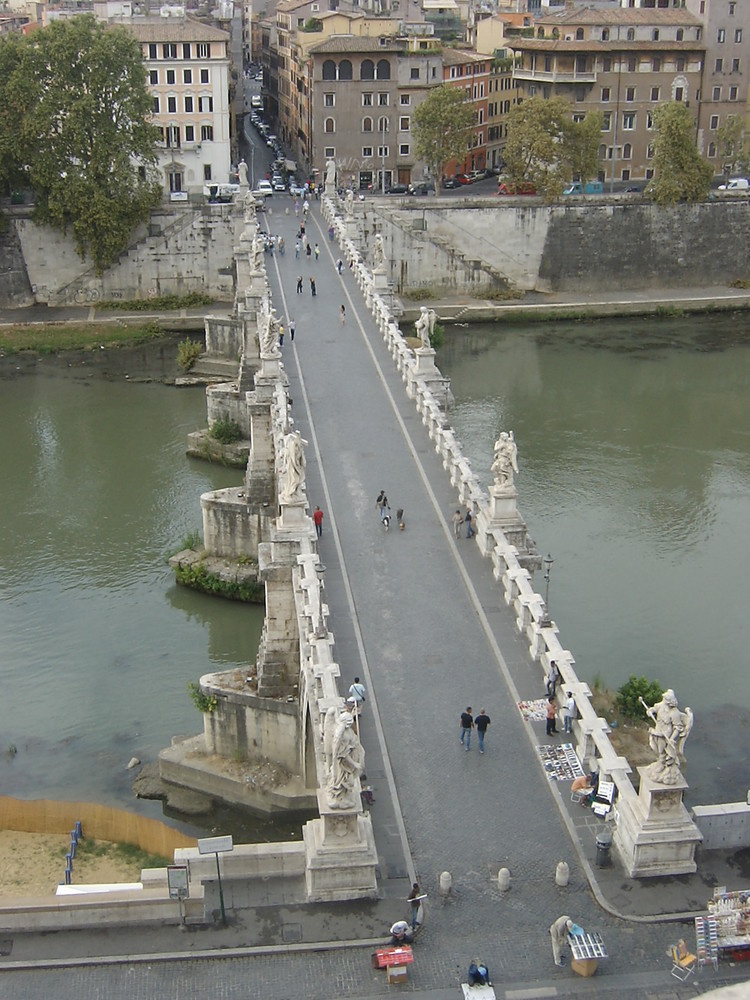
[3,198,749,998]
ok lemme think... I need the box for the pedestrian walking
[549,915,574,967]
[375,490,390,524]
[306,242,312,259]
[313,505,324,537]
[563,691,575,734]
[465,508,476,538]
[295,238,301,258]
[451,509,463,538]
[545,660,560,697]
[309,277,317,296]
[408,883,424,931]
[475,708,491,753]
[278,237,285,256]
[294,200,300,217]
[314,243,320,262]
[278,322,285,347]
[546,696,558,736]
[289,318,296,342]
[296,275,303,294]
[459,707,474,750]
[340,303,346,325]
[328,225,335,241]
[348,676,366,708]
[336,258,343,274]
[300,221,306,238]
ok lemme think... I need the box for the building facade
[510,6,705,185]
[128,14,232,195]
[442,47,490,177]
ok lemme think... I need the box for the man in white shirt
[348,677,366,711]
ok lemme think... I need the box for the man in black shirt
[459,707,474,750]
[475,708,491,754]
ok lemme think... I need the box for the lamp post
[197,835,233,926]
[314,563,327,639]
[539,553,553,628]
[381,117,389,195]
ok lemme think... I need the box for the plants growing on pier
[177,338,203,371]
[615,675,664,721]
[188,682,218,714]
[209,419,243,444]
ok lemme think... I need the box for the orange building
[441,47,490,179]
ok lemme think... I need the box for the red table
[375,946,414,969]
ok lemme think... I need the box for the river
[441,313,750,805]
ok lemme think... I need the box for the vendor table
[568,931,607,977]
[375,946,413,969]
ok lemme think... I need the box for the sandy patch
[0,831,150,899]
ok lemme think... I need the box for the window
[149,70,158,85]
[149,43,157,59]
[712,86,721,101]
[708,141,716,157]
[575,27,583,40]
[198,96,213,112]
[376,59,391,80]
[162,44,177,59]
[732,58,740,73]
[361,59,374,80]
[339,60,352,80]
[602,112,611,131]
[185,125,194,142]
[572,113,585,123]
[185,96,193,113]
[324,146,335,158]
[716,58,724,72]
[378,116,388,132]
[602,28,609,41]
[729,1,735,12]
[400,95,410,105]
[200,125,213,141]
[651,87,659,101]
[378,93,389,106]
[183,43,191,59]
[204,164,212,181]
[718,29,725,43]
[152,96,160,114]
[736,29,743,43]
[166,69,175,85]
[653,29,659,41]
[323,60,336,80]
[410,68,419,80]
[602,56,611,73]
[377,145,388,157]
[623,112,635,130]
[627,57,636,73]
[362,93,373,106]
[623,143,632,159]
[183,69,192,84]
[647,143,654,159]
[168,171,182,193]
[627,28,634,41]
[710,114,719,129]
[399,116,410,131]
[324,93,335,107]
[676,28,684,41]
[646,168,654,179]
[167,96,177,114]
[166,125,180,147]
[626,86,635,102]
[200,69,209,84]
[622,168,630,181]
[730,86,738,100]
[675,86,684,101]
[652,57,660,72]
[575,56,587,74]
[647,111,654,129]
[362,146,373,157]
[197,43,210,59]
[676,58,685,72]
[399,143,409,155]
[362,117,373,132]
[324,117,335,133]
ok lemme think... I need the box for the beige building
[308,35,442,189]
[510,6,705,185]
[127,13,232,196]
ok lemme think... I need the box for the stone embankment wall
[0,211,34,307]
[3,205,236,307]
[373,198,750,294]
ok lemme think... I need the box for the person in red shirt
[313,506,324,537]
[546,697,558,736]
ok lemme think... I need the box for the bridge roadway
[3,199,748,999]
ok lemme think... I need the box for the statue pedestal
[345,218,359,241]
[259,354,282,379]
[372,268,389,293]
[413,347,437,374]
[303,791,378,901]
[613,766,702,877]
[477,486,527,553]
[277,500,310,534]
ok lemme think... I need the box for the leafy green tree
[645,101,713,205]
[412,85,474,196]
[615,676,664,721]
[503,96,576,200]
[716,114,750,178]
[0,15,161,272]
[564,110,604,187]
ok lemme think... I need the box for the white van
[718,177,749,190]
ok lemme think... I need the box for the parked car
[497,181,537,196]
[272,176,287,192]
[718,177,749,190]
[408,181,432,195]
[385,183,410,195]
[563,180,604,195]
[442,177,460,189]
[457,174,473,185]
[252,180,273,198]
[469,169,487,182]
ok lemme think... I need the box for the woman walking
[340,304,346,325]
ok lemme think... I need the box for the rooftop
[128,16,230,43]
[537,7,702,28]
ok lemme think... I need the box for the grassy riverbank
[0,321,167,355]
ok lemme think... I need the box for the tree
[0,15,162,272]
[645,101,713,205]
[412,85,475,196]
[564,110,604,187]
[503,96,576,201]
[716,114,750,178]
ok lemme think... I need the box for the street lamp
[197,835,233,926]
[539,553,554,628]
[314,563,327,639]
[381,117,389,195]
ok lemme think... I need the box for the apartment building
[510,6,704,184]
[308,35,442,189]
[442,48,490,177]
[683,0,750,172]
[126,14,232,195]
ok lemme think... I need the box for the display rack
[695,915,719,970]
[706,889,750,960]
[568,932,607,960]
